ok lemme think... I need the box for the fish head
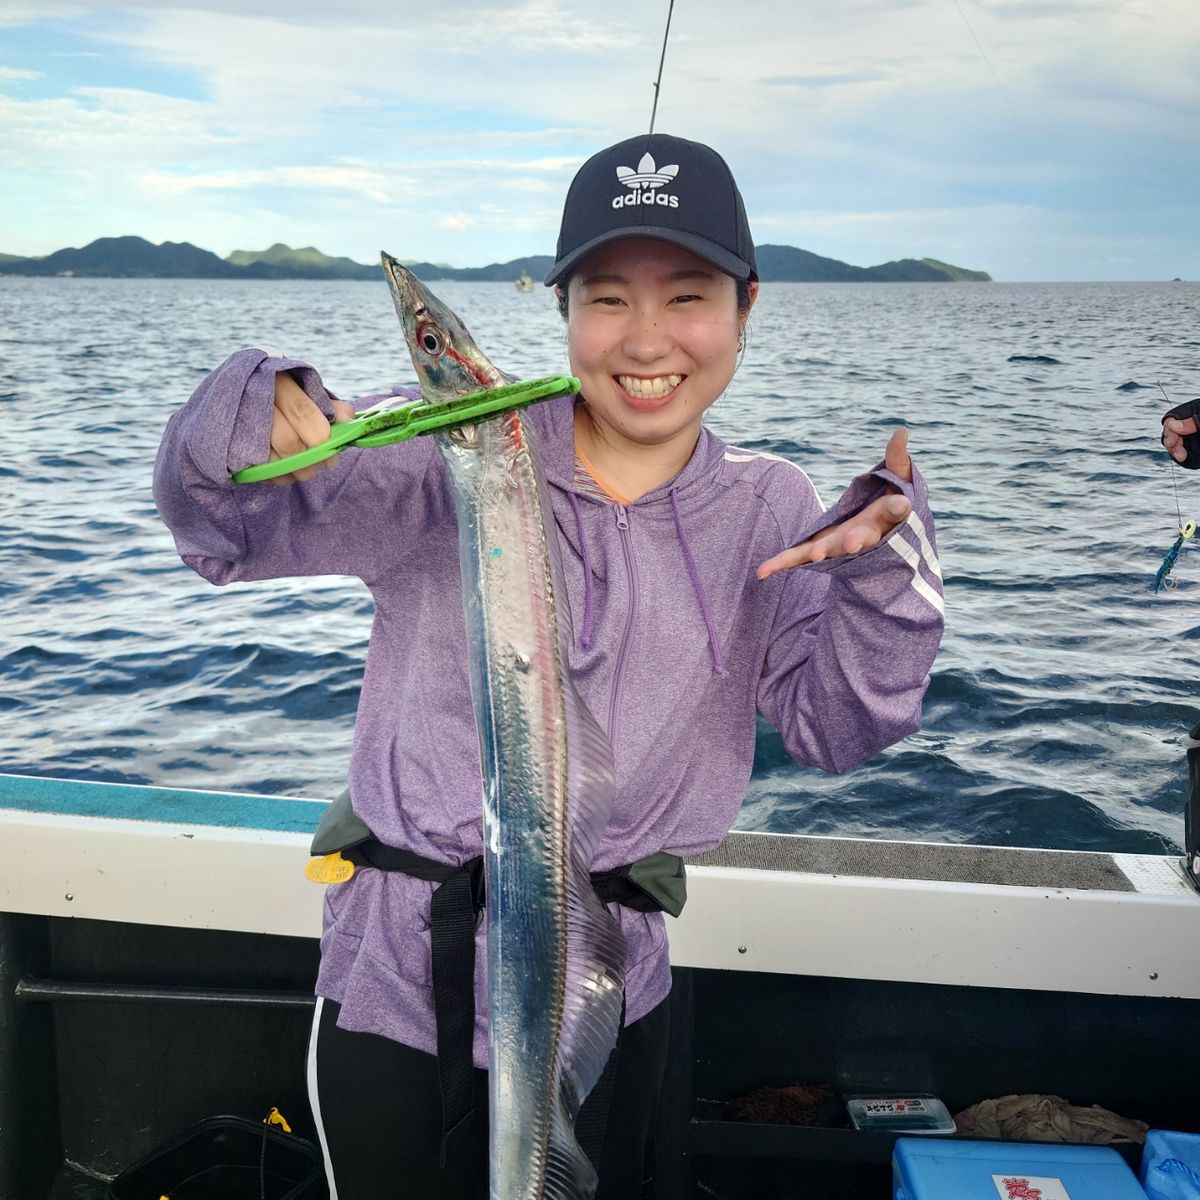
[380,252,508,410]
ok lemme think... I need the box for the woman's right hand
[268,372,357,485]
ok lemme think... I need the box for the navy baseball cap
[544,133,757,286]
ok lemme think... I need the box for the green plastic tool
[231,374,581,484]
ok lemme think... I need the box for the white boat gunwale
[3,773,1198,1001]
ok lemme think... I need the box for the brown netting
[728,1082,841,1126]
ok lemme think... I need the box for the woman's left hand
[756,428,913,580]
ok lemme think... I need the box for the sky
[1,0,1197,281]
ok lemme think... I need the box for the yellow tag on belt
[305,851,355,884]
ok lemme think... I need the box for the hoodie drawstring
[670,487,729,677]
[566,490,595,651]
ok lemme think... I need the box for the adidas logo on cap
[611,152,680,210]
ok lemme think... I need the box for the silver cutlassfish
[381,252,627,1200]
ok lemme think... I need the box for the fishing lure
[1153,519,1197,592]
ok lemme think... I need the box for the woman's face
[564,238,755,455]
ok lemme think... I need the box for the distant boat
[515,271,535,292]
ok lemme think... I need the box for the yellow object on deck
[265,1106,293,1133]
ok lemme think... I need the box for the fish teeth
[616,374,683,398]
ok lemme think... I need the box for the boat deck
[3,773,1199,1198]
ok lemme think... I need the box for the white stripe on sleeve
[905,511,942,580]
[887,531,945,615]
[723,448,826,511]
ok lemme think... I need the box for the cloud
[437,214,475,231]
[0,5,83,26]
[0,67,42,81]
[760,72,888,89]
[138,163,397,204]
[0,88,236,169]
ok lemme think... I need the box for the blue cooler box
[1141,1129,1200,1199]
[893,1137,1148,1199]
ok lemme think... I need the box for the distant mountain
[0,237,991,283]
[226,243,381,280]
[0,236,241,278]
[918,257,991,282]
[0,236,380,279]
[754,244,991,282]
[403,256,555,283]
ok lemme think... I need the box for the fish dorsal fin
[532,419,627,1197]
[541,674,625,1199]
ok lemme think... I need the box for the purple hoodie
[154,347,944,1065]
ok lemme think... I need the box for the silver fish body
[381,253,626,1200]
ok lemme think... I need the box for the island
[0,236,992,283]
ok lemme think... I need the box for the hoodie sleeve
[152,348,440,586]
[756,460,944,774]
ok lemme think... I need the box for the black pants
[308,996,670,1199]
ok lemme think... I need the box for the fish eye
[418,324,444,356]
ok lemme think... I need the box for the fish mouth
[614,373,685,409]
[381,250,417,303]
[382,249,435,313]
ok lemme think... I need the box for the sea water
[2,276,1198,853]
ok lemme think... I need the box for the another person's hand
[756,428,914,580]
[268,372,356,486]
[1163,413,1199,464]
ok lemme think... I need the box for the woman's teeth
[617,374,683,399]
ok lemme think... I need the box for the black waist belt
[342,838,683,1165]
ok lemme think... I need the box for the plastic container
[108,1114,323,1200]
[1141,1129,1200,1200]
[893,1137,1148,1199]
[846,1093,956,1134]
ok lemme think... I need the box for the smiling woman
[146,127,944,1198]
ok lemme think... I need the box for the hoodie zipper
[608,503,638,748]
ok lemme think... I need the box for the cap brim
[543,226,755,287]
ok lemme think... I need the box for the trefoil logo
[612,153,680,210]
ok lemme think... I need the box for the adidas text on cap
[544,133,757,287]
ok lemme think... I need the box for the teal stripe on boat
[0,774,326,834]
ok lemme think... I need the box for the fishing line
[648,0,676,134]
[949,0,1016,117]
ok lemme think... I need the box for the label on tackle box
[993,1176,1073,1200]
[862,1097,929,1115]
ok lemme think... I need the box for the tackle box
[893,1137,1148,1199]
